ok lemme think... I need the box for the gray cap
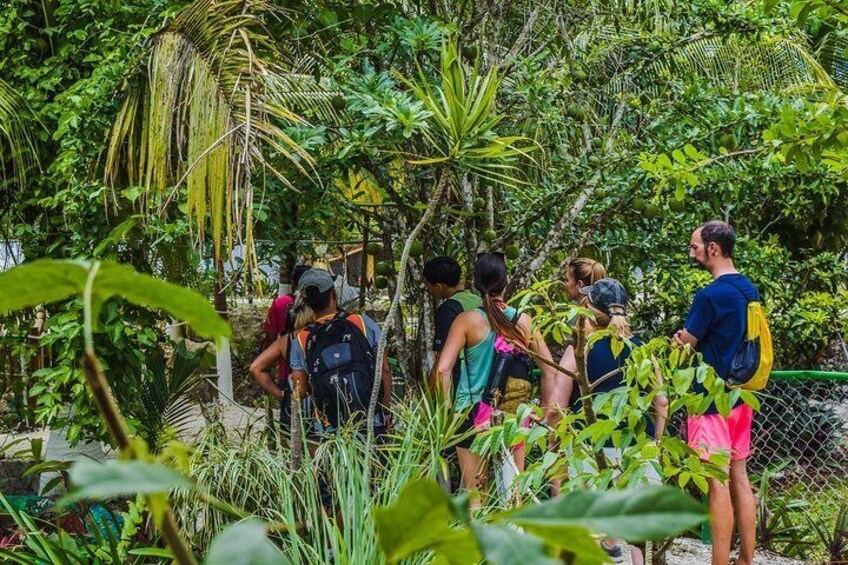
[580,278,628,316]
[297,268,335,293]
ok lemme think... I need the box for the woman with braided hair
[436,253,556,504]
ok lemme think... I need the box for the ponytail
[567,258,607,288]
[590,305,633,338]
[474,253,527,345]
[290,293,316,330]
[482,294,526,345]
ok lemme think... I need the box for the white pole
[216,337,234,404]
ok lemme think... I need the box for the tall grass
[173,396,467,563]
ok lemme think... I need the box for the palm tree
[103,0,337,269]
[367,39,538,437]
[0,79,40,192]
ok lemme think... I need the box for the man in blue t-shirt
[674,221,757,565]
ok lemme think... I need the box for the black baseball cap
[580,278,628,316]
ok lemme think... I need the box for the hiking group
[250,220,770,565]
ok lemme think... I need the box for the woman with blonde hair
[558,278,668,565]
[564,257,606,302]
[543,258,607,436]
[250,294,315,426]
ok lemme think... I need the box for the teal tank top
[455,306,517,411]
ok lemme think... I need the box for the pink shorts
[687,403,753,463]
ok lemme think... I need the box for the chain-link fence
[749,371,848,562]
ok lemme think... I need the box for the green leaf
[0,260,230,344]
[64,459,192,503]
[128,548,175,558]
[93,262,231,343]
[504,486,706,541]
[374,479,481,563]
[471,525,559,565]
[514,524,610,565]
[0,260,88,314]
[205,519,288,565]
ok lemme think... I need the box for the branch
[498,8,540,72]
[506,338,578,378]
[368,168,450,445]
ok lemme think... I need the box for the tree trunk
[459,173,478,283]
[369,169,451,442]
[290,387,303,471]
[505,174,599,297]
[359,210,370,310]
[379,214,410,383]
[213,264,233,403]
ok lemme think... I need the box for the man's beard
[690,256,708,270]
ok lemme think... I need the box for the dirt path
[621,538,806,564]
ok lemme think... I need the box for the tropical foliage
[2,0,848,561]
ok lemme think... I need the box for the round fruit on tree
[481,229,497,242]
[462,45,479,61]
[375,261,392,276]
[669,198,686,212]
[632,197,647,212]
[642,203,661,219]
[331,95,347,111]
[409,240,424,257]
[374,276,389,289]
[472,196,486,210]
[505,245,520,260]
[719,133,738,151]
[573,68,588,82]
[567,104,585,121]
[365,242,382,255]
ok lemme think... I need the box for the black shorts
[279,386,293,429]
[455,408,481,450]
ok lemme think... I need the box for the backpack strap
[719,276,758,302]
[296,327,311,353]
[345,312,368,337]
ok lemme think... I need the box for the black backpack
[301,311,376,429]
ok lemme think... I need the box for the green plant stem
[83,261,100,355]
[573,318,607,472]
[82,352,198,565]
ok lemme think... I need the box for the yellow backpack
[724,280,773,391]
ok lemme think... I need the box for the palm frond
[608,35,835,98]
[0,79,40,191]
[104,0,319,267]
[816,33,848,90]
[403,40,539,187]
[114,342,210,452]
[263,71,341,122]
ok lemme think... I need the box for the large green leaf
[0,259,230,342]
[92,261,230,342]
[374,479,481,564]
[504,486,706,541]
[0,260,89,313]
[64,459,191,503]
[510,524,611,565]
[471,525,560,565]
[205,519,288,565]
